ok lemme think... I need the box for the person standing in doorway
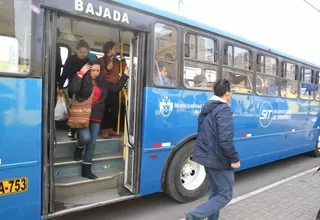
[99,41,127,139]
[184,79,240,220]
[58,39,90,139]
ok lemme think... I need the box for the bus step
[54,138,122,159]
[55,168,124,201]
[54,188,135,212]
[54,152,123,178]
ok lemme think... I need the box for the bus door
[124,33,146,193]
[43,10,58,214]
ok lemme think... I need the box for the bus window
[223,44,252,94]
[224,45,252,70]
[57,45,71,87]
[183,33,218,90]
[316,71,320,100]
[300,67,314,100]
[183,60,217,90]
[281,62,298,98]
[223,69,252,94]
[256,55,279,96]
[0,0,32,75]
[197,36,216,62]
[154,23,178,87]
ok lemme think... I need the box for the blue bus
[1,0,320,219]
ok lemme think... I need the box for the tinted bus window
[256,55,278,96]
[281,62,298,98]
[0,0,32,74]
[154,23,177,87]
[184,33,217,90]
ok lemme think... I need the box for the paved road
[55,153,320,220]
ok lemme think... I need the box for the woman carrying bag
[67,59,129,179]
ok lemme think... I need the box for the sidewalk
[219,168,320,220]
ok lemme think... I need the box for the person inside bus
[69,60,129,179]
[99,41,127,139]
[57,39,90,139]
[193,74,208,88]
[154,61,172,86]
[164,52,176,84]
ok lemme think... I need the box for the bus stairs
[53,131,130,206]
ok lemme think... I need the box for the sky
[136,0,320,66]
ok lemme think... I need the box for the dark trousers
[187,168,234,220]
[101,90,119,130]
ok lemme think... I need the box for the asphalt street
[54,153,320,220]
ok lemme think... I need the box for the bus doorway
[43,11,145,216]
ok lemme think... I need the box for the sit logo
[159,96,173,117]
[259,101,273,128]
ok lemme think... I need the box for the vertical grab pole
[117,31,124,135]
[123,91,127,160]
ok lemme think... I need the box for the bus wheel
[312,135,320,157]
[165,141,209,203]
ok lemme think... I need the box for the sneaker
[68,129,75,138]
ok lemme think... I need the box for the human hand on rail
[124,66,129,75]
[231,161,240,169]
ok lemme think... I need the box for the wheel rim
[317,136,320,151]
[180,156,206,191]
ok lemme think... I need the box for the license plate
[0,177,28,196]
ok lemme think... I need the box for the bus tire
[165,140,209,203]
[312,135,320,157]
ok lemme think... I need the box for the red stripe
[242,134,247,138]
[153,143,162,148]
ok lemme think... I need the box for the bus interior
[50,13,138,212]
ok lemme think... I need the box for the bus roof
[115,0,320,69]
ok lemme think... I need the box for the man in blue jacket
[186,79,240,220]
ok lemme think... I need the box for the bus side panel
[139,87,211,195]
[0,78,42,220]
[139,87,319,195]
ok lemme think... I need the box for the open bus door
[124,33,145,193]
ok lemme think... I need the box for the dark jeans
[187,168,234,220]
[77,121,100,163]
[101,90,119,130]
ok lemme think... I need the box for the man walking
[185,79,240,220]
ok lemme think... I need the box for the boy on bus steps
[183,79,240,220]
[68,60,129,179]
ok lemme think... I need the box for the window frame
[184,31,219,64]
[182,30,219,91]
[255,53,279,97]
[315,70,320,101]
[222,42,253,94]
[152,22,179,88]
[223,42,253,72]
[280,60,299,99]
[0,0,34,78]
[300,66,315,100]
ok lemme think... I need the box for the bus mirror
[0,36,19,73]
[184,44,190,57]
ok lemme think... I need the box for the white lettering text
[75,0,84,11]
[74,0,130,24]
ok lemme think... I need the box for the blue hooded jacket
[192,95,240,170]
